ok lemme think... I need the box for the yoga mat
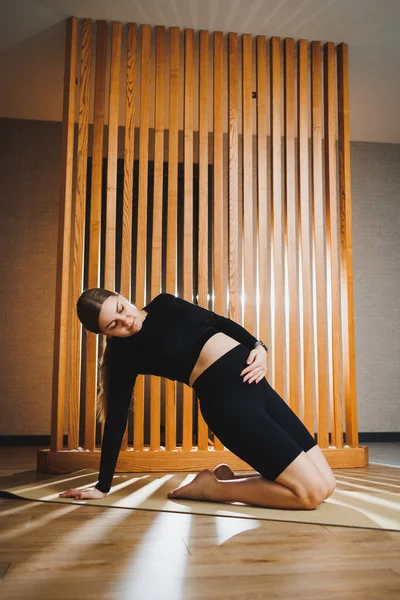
[1,469,399,531]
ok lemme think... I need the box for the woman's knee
[305,445,337,495]
[275,451,331,507]
[303,480,331,509]
[324,479,337,499]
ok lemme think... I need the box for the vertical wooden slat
[337,43,358,447]
[284,38,300,415]
[212,31,224,452]
[120,23,137,452]
[182,28,194,451]
[198,31,209,310]
[213,31,224,314]
[85,20,107,451]
[134,24,151,452]
[150,25,165,451]
[311,41,329,448]
[298,39,314,435]
[197,30,209,451]
[121,24,137,299]
[51,17,78,452]
[256,35,269,351]
[242,34,255,334]
[101,22,122,442]
[270,37,285,397]
[165,27,180,451]
[69,19,92,450]
[104,22,122,291]
[324,42,343,449]
[228,33,239,323]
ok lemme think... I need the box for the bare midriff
[188,332,240,387]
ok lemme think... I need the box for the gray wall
[351,142,400,432]
[0,119,61,435]
[0,118,399,435]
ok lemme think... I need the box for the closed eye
[110,302,124,329]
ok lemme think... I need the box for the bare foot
[167,469,218,501]
[212,463,235,480]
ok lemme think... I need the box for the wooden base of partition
[37,446,369,475]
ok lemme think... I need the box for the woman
[59,289,336,509]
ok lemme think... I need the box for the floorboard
[0,445,399,599]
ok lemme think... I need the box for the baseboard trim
[358,432,400,442]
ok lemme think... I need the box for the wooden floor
[0,446,399,600]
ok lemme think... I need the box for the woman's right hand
[58,487,106,500]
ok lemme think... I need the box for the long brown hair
[76,288,133,424]
[96,335,111,423]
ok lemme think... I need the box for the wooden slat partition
[337,43,359,448]
[84,20,107,451]
[149,25,165,451]
[311,41,329,448]
[69,19,92,450]
[324,41,343,448]
[270,37,285,397]
[165,27,179,451]
[182,28,194,451]
[51,17,78,452]
[297,39,314,435]
[43,21,367,476]
[197,30,209,451]
[284,37,300,415]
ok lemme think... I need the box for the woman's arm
[211,313,260,349]
[95,352,137,494]
[59,348,137,499]
[171,294,263,350]
[95,385,135,493]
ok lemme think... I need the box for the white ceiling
[1,0,400,48]
[0,0,399,142]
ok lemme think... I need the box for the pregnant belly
[188,332,240,387]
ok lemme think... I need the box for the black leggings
[193,343,318,481]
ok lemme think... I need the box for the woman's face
[98,294,146,338]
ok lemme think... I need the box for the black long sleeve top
[95,293,260,493]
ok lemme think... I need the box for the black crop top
[95,293,259,493]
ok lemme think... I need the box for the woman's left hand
[240,346,268,384]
